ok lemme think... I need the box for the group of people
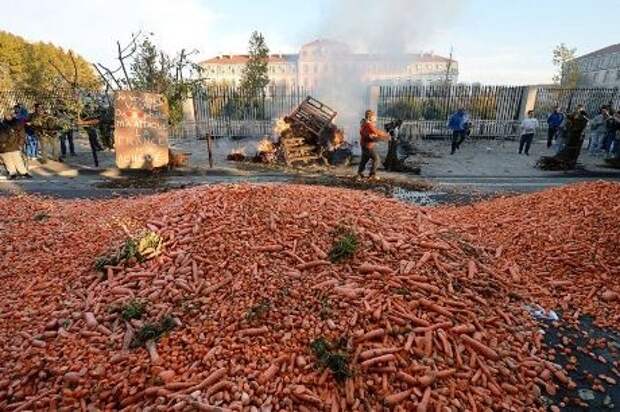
[541,105,620,158]
[355,103,620,178]
[446,105,620,158]
[0,102,75,179]
[0,102,106,179]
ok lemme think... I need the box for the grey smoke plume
[320,0,465,54]
[309,0,466,143]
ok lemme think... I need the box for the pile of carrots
[0,182,617,411]
[433,181,620,329]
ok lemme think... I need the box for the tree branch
[97,63,122,90]
[93,63,115,91]
[117,40,133,90]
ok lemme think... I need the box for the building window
[616,70,620,81]
[603,71,609,83]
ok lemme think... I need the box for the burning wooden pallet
[280,97,338,166]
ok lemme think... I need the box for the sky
[1,0,619,85]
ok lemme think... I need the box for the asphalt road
[1,171,619,202]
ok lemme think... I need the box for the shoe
[57,158,64,163]
[23,173,33,179]
[369,175,380,181]
[70,153,77,156]
[8,174,16,180]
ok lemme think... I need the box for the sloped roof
[576,43,620,60]
[200,54,298,65]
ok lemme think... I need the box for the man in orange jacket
[358,110,389,179]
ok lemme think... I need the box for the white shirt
[521,118,539,135]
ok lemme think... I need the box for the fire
[229,146,246,156]
[256,138,275,153]
[273,118,290,137]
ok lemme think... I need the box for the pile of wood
[278,97,341,167]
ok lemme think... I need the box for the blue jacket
[547,112,564,128]
[448,111,469,131]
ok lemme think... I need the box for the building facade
[571,43,620,88]
[200,39,458,88]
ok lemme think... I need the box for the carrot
[310,243,328,260]
[184,368,228,394]
[360,354,396,367]
[468,260,477,278]
[417,241,450,250]
[396,371,417,385]
[357,328,385,342]
[500,383,519,394]
[460,335,500,361]
[297,260,330,270]
[415,251,432,269]
[408,281,440,294]
[359,263,393,274]
[419,299,452,317]
[254,244,283,252]
[417,372,436,387]
[206,380,234,396]
[384,389,412,406]
[359,347,400,360]
[417,387,432,412]
[84,312,98,328]
[451,324,476,334]
[238,326,268,337]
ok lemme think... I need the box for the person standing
[518,111,539,156]
[546,106,565,148]
[447,108,469,155]
[357,110,389,179]
[57,107,76,159]
[588,107,610,156]
[29,104,62,163]
[0,111,32,179]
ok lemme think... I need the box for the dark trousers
[358,146,380,176]
[86,128,100,167]
[60,131,75,157]
[519,133,534,155]
[547,126,558,148]
[451,130,467,154]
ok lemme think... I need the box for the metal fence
[381,118,522,141]
[532,87,620,120]
[377,84,526,122]
[192,86,311,138]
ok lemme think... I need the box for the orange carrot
[360,354,396,367]
[384,389,412,406]
[460,335,500,361]
[359,263,393,274]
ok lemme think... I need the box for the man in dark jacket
[447,108,470,154]
[357,110,389,179]
[546,106,565,148]
[0,111,31,179]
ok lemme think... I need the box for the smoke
[320,0,465,54]
[307,0,465,144]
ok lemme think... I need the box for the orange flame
[274,118,290,136]
[229,146,246,156]
[256,138,275,153]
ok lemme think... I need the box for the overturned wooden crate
[281,97,338,166]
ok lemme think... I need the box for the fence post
[518,86,538,120]
[206,132,213,169]
[368,85,380,114]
